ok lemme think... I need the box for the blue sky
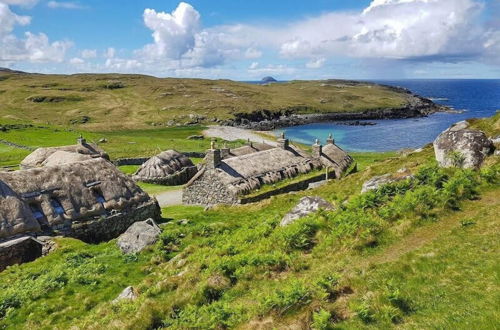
[1,0,499,79]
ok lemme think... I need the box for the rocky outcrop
[117,218,161,254]
[280,196,334,226]
[361,169,414,193]
[433,121,494,169]
[221,94,448,131]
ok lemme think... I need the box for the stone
[0,236,43,272]
[308,180,327,190]
[433,122,494,169]
[280,196,334,226]
[98,138,108,143]
[361,170,414,193]
[117,218,161,254]
[113,286,138,303]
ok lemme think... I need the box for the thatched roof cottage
[20,136,109,169]
[133,150,198,185]
[183,133,353,205]
[0,158,160,244]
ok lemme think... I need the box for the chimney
[220,142,230,159]
[277,132,289,150]
[206,140,221,169]
[312,139,322,158]
[77,134,86,145]
[326,133,334,145]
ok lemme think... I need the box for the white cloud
[0,3,71,65]
[81,49,97,59]
[104,47,115,58]
[69,57,84,64]
[1,0,38,8]
[142,2,200,59]
[306,58,326,69]
[47,1,85,10]
[244,47,262,59]
[0,2,31,36]
[249,62,259,69]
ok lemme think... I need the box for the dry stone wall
[183,171,238,205]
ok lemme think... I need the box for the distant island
[261,76,277,83]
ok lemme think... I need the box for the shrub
[261,280,311,315]
[275,219,320,252]
[312,309,331,330]
[354,299,375,323]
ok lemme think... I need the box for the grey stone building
[183,134,353,205]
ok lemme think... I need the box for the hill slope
[0,113,498,329]
[0,72,438,131]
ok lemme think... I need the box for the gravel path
[203,126,277,146]
[155,189,183,207]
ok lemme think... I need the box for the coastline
[220,93,450,131]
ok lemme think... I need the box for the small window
[93,188,105,204]
[50,198,65,215]
[30,203,46,221]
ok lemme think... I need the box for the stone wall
[0,237,43,272]
[68,199,161,243]
[135,166,198,186]
[182,170,239,205]
[239,172,329,204]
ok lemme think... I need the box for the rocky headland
[221,90,450,130]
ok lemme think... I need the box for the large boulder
[117,219,161,254]
[280,196,334,226]
[361,169,413,193]
[433,121,493,169]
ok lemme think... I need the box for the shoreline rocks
[221,95,448,131]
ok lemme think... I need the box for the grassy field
[1,123,498,329]
[0,123,243,167]
[0,72,410,131]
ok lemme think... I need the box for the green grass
[0,123,244,166]
[1,134,498,329]
[118,165,140,175]
[0,72,410,131]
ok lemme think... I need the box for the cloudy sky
[1,0,499,79]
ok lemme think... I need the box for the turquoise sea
[275,79,500,152]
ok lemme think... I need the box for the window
[50,198,65,215]
[30,203,46,221]
[93,188,106,204]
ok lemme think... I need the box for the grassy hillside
[0,115,498,329]
[0,72,410,130]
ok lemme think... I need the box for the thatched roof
[0,180,40,240]
[0,158,151,234]
[20,142,108,169]
[224,143,274,158]
[133,150,197,185]
[214,146,322,195]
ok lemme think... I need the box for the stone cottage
[183,133,353,205]
[133,150,198,185]
[0,158,160,270]
[20,136,109,169]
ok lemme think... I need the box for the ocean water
[276,79,500,152]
